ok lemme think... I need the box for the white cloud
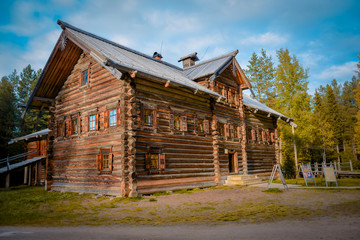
[299,51,325,69]
[239,32,288,46]
[315,61,357,81]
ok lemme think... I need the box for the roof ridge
[57,20,183,71]
[183,50,239,70]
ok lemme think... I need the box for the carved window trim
[145,147,165,172]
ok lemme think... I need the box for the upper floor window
[70,118,78,135]
[82,70,88,85]
[57,122,64,137]
[218,123,225,136]
[89,115,96,131]
[198,119,204,133]
[174,114,181,130]
[109,109,117,127]
[233,125,238,138]
[144,109,153,127]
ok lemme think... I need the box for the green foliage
[0,65,49,157]
[245,49,276,107]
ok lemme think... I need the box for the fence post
[350,160,353,172]
[338,160,341,172]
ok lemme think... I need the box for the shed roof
[243,94,295,124]
[8,128,51,145]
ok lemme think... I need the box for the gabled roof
[58,20,222,99]
[23,20,293,125]
[183,50,237,80]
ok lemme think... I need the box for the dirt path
[1,216,359,240]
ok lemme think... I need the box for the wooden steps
[224,174,263,186]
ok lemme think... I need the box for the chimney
[178,52,199,68]
[153,52,163,61]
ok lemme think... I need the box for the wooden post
[24,166,28,185]
[5,173,10,188]
[28,165,32,186]
[291,125,298,167]
[36,162,41,186]
[238,90,248,175]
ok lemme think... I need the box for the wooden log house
[22,20,294,196]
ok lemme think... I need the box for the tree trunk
[351,140,358,161]
[336,144,341,163]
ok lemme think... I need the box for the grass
[263,188,283,193]
[273,177,360,187]
[0,185,359,226]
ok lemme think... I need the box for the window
[144,109,153,127]
[233,125,238,138]
[57,122,63,137]
[96,148,113,172]
[145,152,166,170]
[218,123,225,136]
[150,154,158,169]
[82,70,88,85]
[174,114,181,130]
[109,109,117,127]
[89,115,96,131]
[71,118,78,134]
[229,91,235,104]
[198,119,204,133]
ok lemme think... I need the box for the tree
[245,49,276,107]
[273,48,311,177]
[0,76,18,158]
[18,65,48,134]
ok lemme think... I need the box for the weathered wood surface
[47,50,279,196]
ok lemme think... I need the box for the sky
[0,0,359,95]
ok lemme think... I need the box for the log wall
[49,52,125,196]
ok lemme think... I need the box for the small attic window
[82,70,88,85]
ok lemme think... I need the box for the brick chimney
[153,52,163,61]
[178,52,199,68]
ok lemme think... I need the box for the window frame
[89,114,96,131]
[81,69,88,86]
[109,109,117,127]
[96,148,113,174]
[144,109,154,127]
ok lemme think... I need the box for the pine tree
[245,49,275,107]
[0,76,18,158]
[273,48,311,177]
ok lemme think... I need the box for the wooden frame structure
[22,20,294,196]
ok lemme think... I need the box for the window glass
[174,114,181,130]
[234,125,238,138]
[89,115,96,131]
[103,154,109,169]
[150,154,158,169]
[219,123,225,136]
[57,122,63,137]
[109,109,117,127]
[198,119,204,133]
[144,109,153,126]
[71,119,77,134]
[82,70,88,85]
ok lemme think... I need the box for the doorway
[228,154,235,173]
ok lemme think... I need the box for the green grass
[273,177,360,187]
[1,185,359,226]
[263,188,283,193]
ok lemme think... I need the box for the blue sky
[0,0,359,95]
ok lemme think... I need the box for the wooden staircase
[224,175,263,186]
